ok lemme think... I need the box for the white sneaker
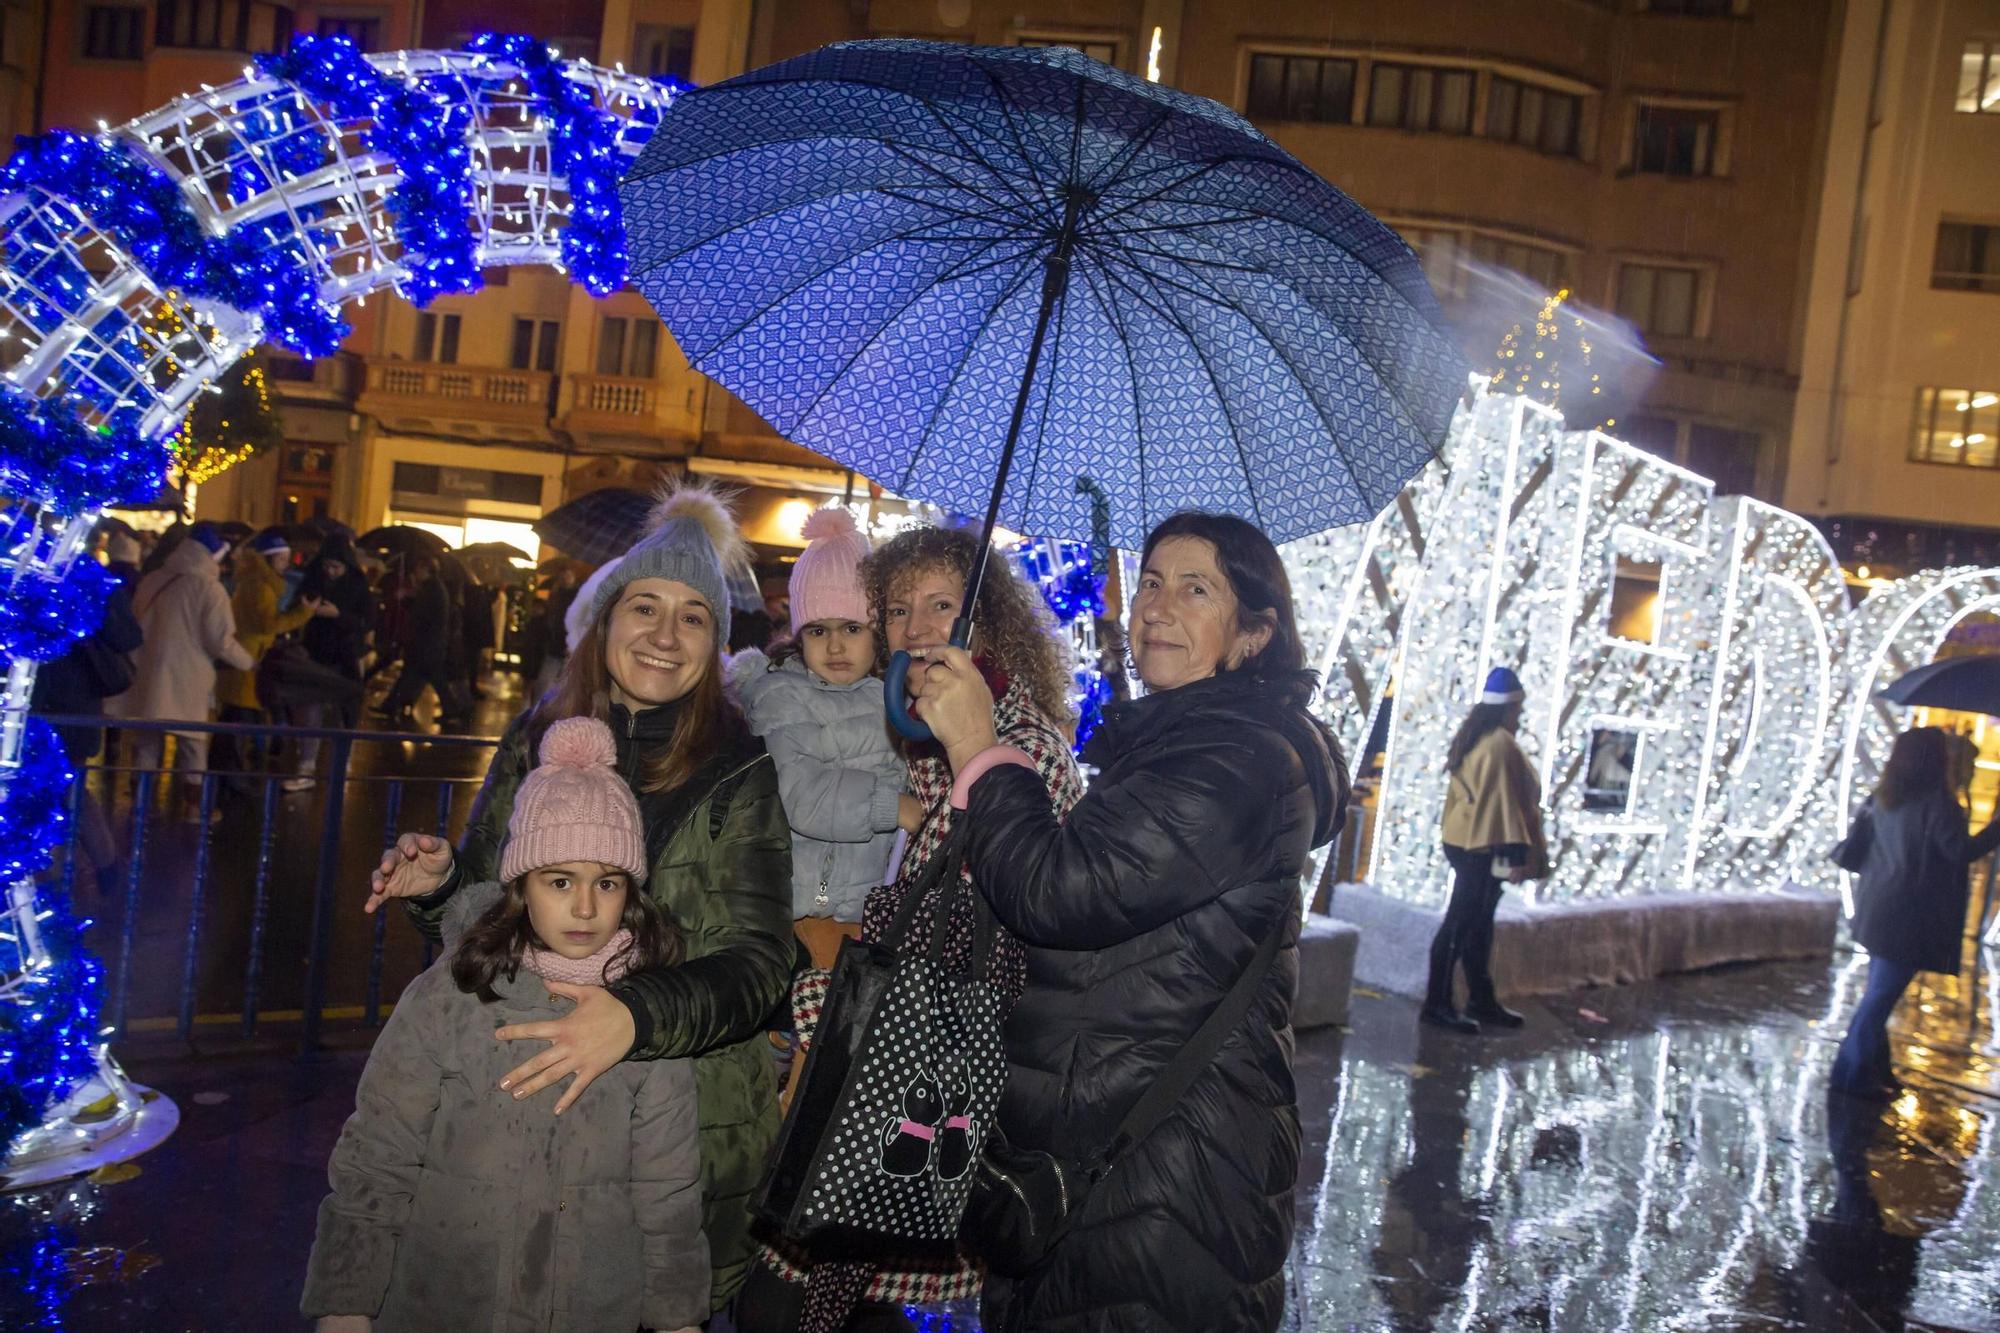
[281,776,316,793]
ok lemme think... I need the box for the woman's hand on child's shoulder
[316,1317,371,1332]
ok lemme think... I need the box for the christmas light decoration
[1488,288,1607,427]
[1013,537,1113,750]
[0,37,676,1172]
[1286,380,2000,908]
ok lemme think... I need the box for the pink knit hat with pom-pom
[789,506,871,633]
[499,717,648,886]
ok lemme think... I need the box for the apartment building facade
[1790,0,2000,577]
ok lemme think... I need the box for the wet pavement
[4,944,1996,1330]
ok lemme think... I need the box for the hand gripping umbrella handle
[884,615,974,741]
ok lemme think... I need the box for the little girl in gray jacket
[729,507,916,972]
[303,718,707,1332]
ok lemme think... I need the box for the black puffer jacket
[962,670,1345,1333]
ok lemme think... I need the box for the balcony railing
[358,359,554,430]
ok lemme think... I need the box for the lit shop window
[1957,39,2000,113]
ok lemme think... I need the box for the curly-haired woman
[736,524,1084,1333]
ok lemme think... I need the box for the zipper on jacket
[815,845,834,912]
[979,1157,1036,1235]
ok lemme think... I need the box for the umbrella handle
[884,616,976,742]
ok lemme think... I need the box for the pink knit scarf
[521,930,637,987]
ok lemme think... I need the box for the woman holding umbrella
[909,511,1345,1333]
[1832,725,2000,1098]
[361,484,794,1315]
[738,521,1084,1332]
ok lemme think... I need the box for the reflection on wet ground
[3,948,1996,1329]
[1299,954,2000,1332]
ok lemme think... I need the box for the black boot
[1465,975,1524,1029]
[1422,934,1480,1034]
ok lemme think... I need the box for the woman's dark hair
[1446,701,1520,774]
[1140,511,1308,680]
[1874,725,1955,812]
[531,590,745,795]
[452,871,682,1002]
[1139,510,1344,780]
[860,525,1075,726]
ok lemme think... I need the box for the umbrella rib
[1092,256,1266,531]
[976,62,1063,216]
[684,222,1022,375]
[1150,252,1394,514]
[879,143,1042,225]
[1082,106,1176,197]
[1078,257,1149,534]
[1089,158,1236,230]
[1091,236,1272,274]
[897,257,1049,496]
[754,234,1031,437]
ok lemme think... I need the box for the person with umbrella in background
[289,532,375,790]
[1831,725,2000,1098]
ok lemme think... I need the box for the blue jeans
[1830,957,1919,1092]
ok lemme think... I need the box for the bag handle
[879,820,969,953]
[1099,913,1284,1170]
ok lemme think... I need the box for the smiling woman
[361,480,794,1313]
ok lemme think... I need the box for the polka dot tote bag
[755,823,1009,1257]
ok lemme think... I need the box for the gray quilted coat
[728,649,906,919]
[301,883,709,1331]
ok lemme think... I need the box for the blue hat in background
[188,522,229,558]
[250,529,291,556]
[1479,666,1525,704]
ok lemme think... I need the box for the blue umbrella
[1879,655,2000,716]
[623,39,1466,733]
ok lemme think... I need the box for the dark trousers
[383,657,452,714]
[1830,957,1919,1092]
[1427,844,1505,1012]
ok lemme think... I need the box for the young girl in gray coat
[302,717,708,1333]
[728,506,917,975]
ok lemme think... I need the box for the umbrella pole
[951,190,1085,652]
[885,192,1084,740]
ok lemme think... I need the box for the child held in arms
[302,717,707,1332]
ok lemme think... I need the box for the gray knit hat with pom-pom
[585,480,745,645]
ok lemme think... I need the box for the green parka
[407,698,792,1310]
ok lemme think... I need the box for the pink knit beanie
[790,506,871,633]
[498,717,649,886]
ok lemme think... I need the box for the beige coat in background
[1441,727,1551,879]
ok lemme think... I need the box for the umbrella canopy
[623,39,1467,550]
[358,525,450,560]
[459,540,533,564]
[533,488,655,566]
[458,542,535,584]
[1879,655,2000,716]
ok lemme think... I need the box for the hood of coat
[1088,668,1346,848]
[164,535,224,582]
[235,547,284,599]
[727,649,882,727]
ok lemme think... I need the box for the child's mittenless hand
[897,793,925,832]
[315,1317,371,1332]
[363,833,453,914]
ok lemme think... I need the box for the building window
[316,14,382,50]
[1367,63,1475,135]
[510,319,559,372]
[1396,223,1573,297]
[414,312,460,364]
[1632,103,1719,176]
[596,317,658,378]
[1017,35,1119,65]
[1645,0,1740,15]
[1246,53,1357,124]
[1684,422,1759,494]
[1483,76,1582,158]
[84,5,147,59]
[1935,221,2000,292]
[156,1,295,53]
[1956,39,2000,111]
[1616,262,1703,338]
[635,24,694,82]
[1911,387,2000,467]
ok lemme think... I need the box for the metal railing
[26,713,500,1052]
